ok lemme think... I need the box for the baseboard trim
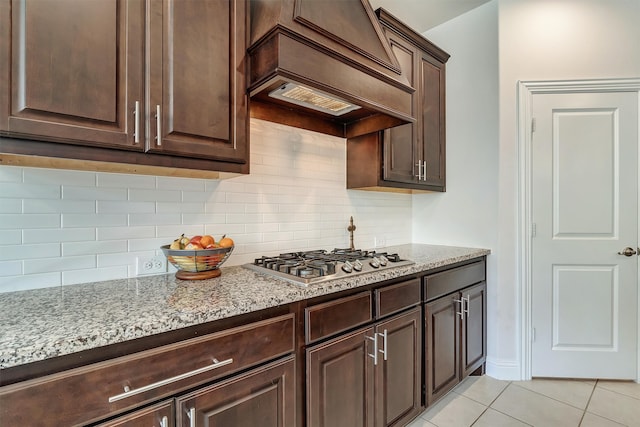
[485,357,521,380]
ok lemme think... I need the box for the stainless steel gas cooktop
[244,248,414,286]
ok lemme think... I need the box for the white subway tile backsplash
[62,240,127,256]
[24,228,95,244]
[128,237,170,252]
[0,182,61,199]
[156,202,205,214]
[62,213,127,228]
[64,186,127,201]
[0,243,61,261]
[0,230,22,245]
[129,188,181,202]
[97,172,155,189]
[0,214,60,229]
[0,272,61,292]
[0,119,412,292]
[97,201,155,214]
[0,165,22,181]
[0,199,21,213]
[128,213,181,226]
[0,260,22,276]
[24,255,96,274]
[157,176,206,191]
[24,168,95,186]
[62,266,128,286]
[96,226,155,241]
[23,199,95,214]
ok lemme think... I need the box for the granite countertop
[0,244,489,370]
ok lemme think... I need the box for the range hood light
[269,83,361,116]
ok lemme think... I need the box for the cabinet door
[375,307,422,427]
[307,327,375,427]
[461,282,487,377]
[176,357,295,427]
[94,400,173,427]
[425,294,460,405]
[419,53,446,190]
[0,0,144,150]
[381,32,418,185]
[147,0,248,163]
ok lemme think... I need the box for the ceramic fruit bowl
[161,245,234,280]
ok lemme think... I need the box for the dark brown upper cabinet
[347,8,450,193]
[0,0,248,176]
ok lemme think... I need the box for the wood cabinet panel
[176,357,296,427]
[375,278,421,318]
[462,283,487,377]
[424,260,485,301]
[94,400,174,427]
[306,291,373,343]
[425,294,460,405]
[307,327,376,427]
[0,314,294,427]
[147,0,248,162]
[346,9,449,193]
[375,307,422,427]
[1,0,144,149]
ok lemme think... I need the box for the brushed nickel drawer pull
[160,415,168,427]
[378,329,388,361]
[108,357,233,403]
[187,407,196,427]
[366,334,378,366]
[155,104,162,146]
[133,101,140,144]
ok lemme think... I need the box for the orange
[219,236,234,248]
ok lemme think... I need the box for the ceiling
[368,0,491,33]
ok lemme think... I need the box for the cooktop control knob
[370,258,380,268]
[353,259,363,272]
[342,260,353,273]
[378,255,388,266]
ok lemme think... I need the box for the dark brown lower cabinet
[425,282,486,405]
[176,357,296,427]
[307,307,422,427]
[94,401,174,427]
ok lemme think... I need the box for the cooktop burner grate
[246,248,414,285]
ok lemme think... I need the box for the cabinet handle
[464,295,470,318]
[422,160,427,181]
[366,334,378,365]
[415,160,423,180]
[454,297,465,320]
[133,101,140,144]
[187,407,196,427]
[108,357,233,403]
[160,415,168,427]
[155,104,162,146]
[378,329,388,361]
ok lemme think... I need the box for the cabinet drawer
[424,260,485,301]
[375,278,421,318]
[0,313,295,427]
[306,291,372,343]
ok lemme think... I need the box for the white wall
[416,1,501,374]
[0,119,413,293]
[417,0,640,380]
[498,0,640,379]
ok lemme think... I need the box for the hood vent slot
[269,83,361,116]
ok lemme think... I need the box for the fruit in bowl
[162,234,234,280]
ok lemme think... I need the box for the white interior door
[531,89,639,379]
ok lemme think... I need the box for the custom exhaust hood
[248,0,415,138]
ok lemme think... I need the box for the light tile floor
[408,376,640,427]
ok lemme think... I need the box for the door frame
[517,78,640,381]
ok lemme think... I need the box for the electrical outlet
[136,256,167,275]
[374,236,387,248]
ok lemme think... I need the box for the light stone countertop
[0,244,489,370]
